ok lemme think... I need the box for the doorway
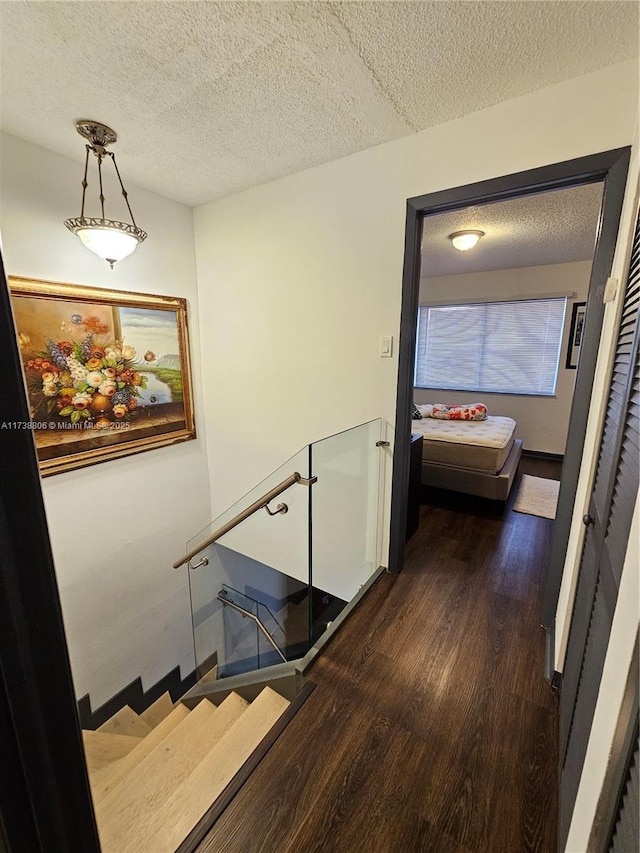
[389,148,631,671]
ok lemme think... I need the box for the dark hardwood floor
[197,456,560,853]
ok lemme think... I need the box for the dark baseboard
[176,680,317,853]
[522,450,564,462]
[195,650,219,683]
[78,664,198,730]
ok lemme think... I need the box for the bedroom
[410,181,604,509]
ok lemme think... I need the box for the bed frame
[421,438,523,502]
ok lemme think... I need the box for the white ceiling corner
[0,1,637,207]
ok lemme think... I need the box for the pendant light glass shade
[66,219,144,268]
[63,120,147,268]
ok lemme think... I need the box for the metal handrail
[173,471,316,569]
[216,592,287,663]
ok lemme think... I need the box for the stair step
[96,693,249,853]
[198,664,218,686]
[124,687,290,853]
[98,705,152,738]
[89,703,191,804]
[82,731,142,772]
[140,692,174,729]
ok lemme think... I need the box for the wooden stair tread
[82,731,142,772]
[90,703,190,804]
[97,705,152,738]
[140,692,174,729]
[198,664,218,687]
[111,687,290,853]
[96,693,249,852]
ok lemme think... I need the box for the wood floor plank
[196,456,560,853]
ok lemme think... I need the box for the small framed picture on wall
[566,301,586,370]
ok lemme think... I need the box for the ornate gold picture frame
[8,276,196,476]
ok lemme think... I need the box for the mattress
[411,415,516,474]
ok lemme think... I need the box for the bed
[411,412,523,501]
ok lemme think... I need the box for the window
[414,297,567,396]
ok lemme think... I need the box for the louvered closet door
[559,208,640,850]
[609,727,639,853]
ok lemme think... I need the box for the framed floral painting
[8,276,196,476]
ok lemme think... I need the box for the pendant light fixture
[448,230,484,251]
[64,120,147,268]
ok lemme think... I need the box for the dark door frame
[0,251,101,852]
[388,147,631,672]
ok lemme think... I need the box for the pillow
[432,403,488,421]
[411,401,423,419]
[418,404,433,418]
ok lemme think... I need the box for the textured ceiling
[0,1,637,207]
[420,182,604,277]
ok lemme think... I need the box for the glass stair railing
[174,418,392,687]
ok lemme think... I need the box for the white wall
[193,60,638,563]
[414,261,592,454]
[0,132,210,710]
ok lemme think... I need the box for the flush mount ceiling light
[64,120,147,269]
[448,230,484,251]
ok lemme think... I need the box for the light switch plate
[380,335,393,357]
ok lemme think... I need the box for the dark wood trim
[404,148,628,216]
[523,450,565,463]
[388,200,423,571]
[0,667,40,853]
[195,650,219,683]
[176,680,317,853]
[542,148,631,632]
[0,252,101,852]
[390,148,631,598]
[78,664,199,730]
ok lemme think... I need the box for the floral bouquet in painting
[23,322,148,426]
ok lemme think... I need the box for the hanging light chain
[97,152,106,220]
[80,145,91,220]
[108,151,139,228]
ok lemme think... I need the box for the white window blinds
[414,297,567,396]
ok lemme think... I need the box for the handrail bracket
[264,502,288,517]
[297,476,317,486]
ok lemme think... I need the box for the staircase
[82,686,290,852]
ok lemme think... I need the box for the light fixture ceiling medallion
[448,230,484,251]
[64,120,147,268]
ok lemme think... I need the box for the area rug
[513,474,560,520]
